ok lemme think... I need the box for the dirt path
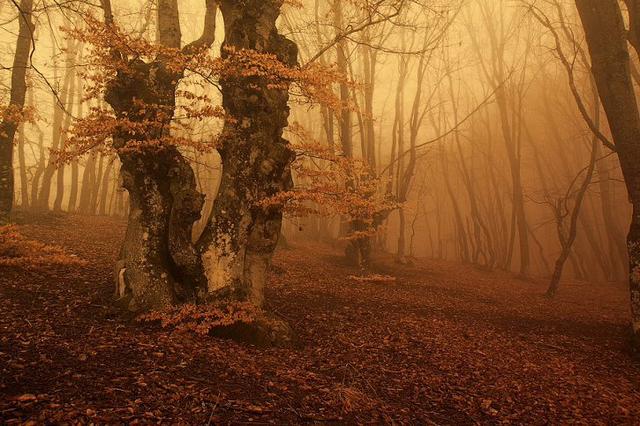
[1,214,640,424]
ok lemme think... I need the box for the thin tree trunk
[53,44,77,211]
[334,0,352,159]
[30,128,45,208]
[471,5,530,275]
[547,137,598,297]
[108,168,118,216]
[68,65,84,213]
[397,208,407,262]
[447,74,495,268]
[98,157,115,215]
[17,123,29,209]
[393,49,409,264]
[331,0,369,266]
[90,154,104,215]
[431,113,470,263]
[38,41,74,211]
[78,152,96,214]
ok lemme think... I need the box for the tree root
[211,313,294,347]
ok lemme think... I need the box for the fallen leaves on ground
[1,214,639,424]
[348,274,397,284]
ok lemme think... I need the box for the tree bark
[595,147,628,281]
[0,0,33,223]
[575,0,640,345]
[106,60,205,311]
[104,0,215,311]
[199,0,298,309]
[17,123,29,209]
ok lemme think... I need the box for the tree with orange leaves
[63,0,371,343]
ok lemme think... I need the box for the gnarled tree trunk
[106,61,206,312]
[199,0,298,309]
[104,0,214,311]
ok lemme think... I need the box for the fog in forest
[2,0,631,280]
[1,0,640,423]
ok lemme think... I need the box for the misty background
[0,0,628,282]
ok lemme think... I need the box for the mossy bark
[106,60,205,312]
[101,0,218,312]
[199,0,298,309]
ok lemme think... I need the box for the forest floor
[1,214,640,424]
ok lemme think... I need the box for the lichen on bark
[199,0,298,312]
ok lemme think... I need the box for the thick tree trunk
[114,147,204,311]
[98,0,218,312]
[575,0,640,345]
[0,0,33,223]
[106,58,205,312]
[596,147,628,281]
[344,219,374,268]
[199,0,297,309]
